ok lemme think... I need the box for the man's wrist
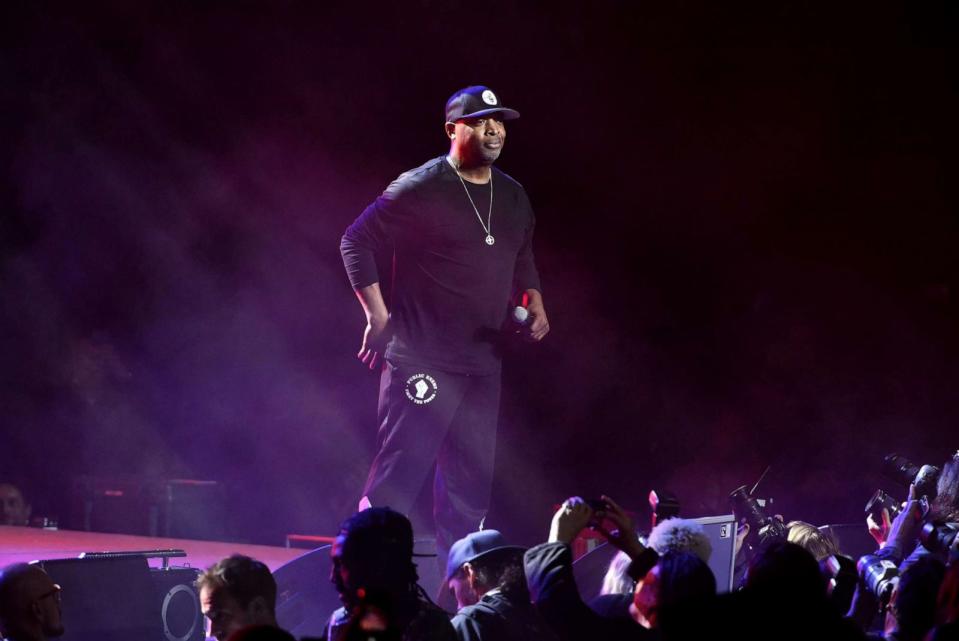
[549,524,576,545]
[622,538,646,560]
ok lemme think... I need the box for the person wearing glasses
[0,563,64,641]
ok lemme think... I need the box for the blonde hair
[647,518,712,563]
[786,521,840,561]
[600,550,635,596]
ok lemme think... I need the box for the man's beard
[44,621,66,638]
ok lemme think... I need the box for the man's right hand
[358,315,390,370]
[594,495,646,560]
[354,283,390,370]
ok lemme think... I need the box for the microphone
[511,306,530,326]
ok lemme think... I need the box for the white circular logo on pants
[405,373,438,404]
[481,90,497,105]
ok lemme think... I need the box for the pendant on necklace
[485,234,495,246]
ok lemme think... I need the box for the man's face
[0,484,31,526]
[35,579,64,639]
[330,535,358,606]
[200,585,253,641]
[448,565,479,610]
[451,115,506,166]
[16,568,64,639]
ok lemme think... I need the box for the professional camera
[729,485,787,545]
[920,521,959,556]
[864,489,901,522]
[856,549,899,606]
[821,554,857,614]
[883,453,940,500]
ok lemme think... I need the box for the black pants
[361,360,500,554]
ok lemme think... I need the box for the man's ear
[445,122,456,140]
[246,595,272,621]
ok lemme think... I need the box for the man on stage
[340,85,549,561]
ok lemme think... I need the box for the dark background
[2,2,955,547]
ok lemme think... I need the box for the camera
[857,550,899,606]
[821,554,857,613]
[920,521,959,556]
[883,453,940,500]
[584,498,609,529]
[729,485,786,544]
[864,489,901,522]
[585,498,609,513]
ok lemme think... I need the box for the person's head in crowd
[600,550,635,596]
[0,483,32,526]
[932,451,959,523]
[445,529,526,610]
[631,551,716,629]
[197,555,278,641]
[786,520,841,561]
[885,556,946,641]
[744,540,825,600]
[646,517,712,563]
[0,563,64,641]
[330,507,419,613]
[225,624,296,641]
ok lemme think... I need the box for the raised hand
[549,497,593,544]
[594,495,646,559]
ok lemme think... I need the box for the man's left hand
[524,289,550,342]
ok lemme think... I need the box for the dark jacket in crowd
[321,598,457,641]
[524,542,658,641]
[452,587,557,641]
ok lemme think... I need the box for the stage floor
[0,525,304,571]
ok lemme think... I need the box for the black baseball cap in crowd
[338,507,435,560]
[445,529,526,580]
[445,86,521,123]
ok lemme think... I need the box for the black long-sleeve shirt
[341,156,541,375]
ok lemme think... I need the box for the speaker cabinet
[37,556,160,641]
[152,567,204,641]
[35,557,203,641]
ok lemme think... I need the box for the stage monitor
[35,556,161,641]
[693,514,738,592]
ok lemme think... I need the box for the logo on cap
[405,373,438,404]
[481,90,497,106]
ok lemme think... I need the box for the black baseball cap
[445,529,526,580]
[445,86,520,123]
[338,507,434,559]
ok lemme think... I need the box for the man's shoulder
[407,597,457,641]
[492,166,526,192]
[454,599,500,622]
[454,592,518,622]
[386,156,448,195]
